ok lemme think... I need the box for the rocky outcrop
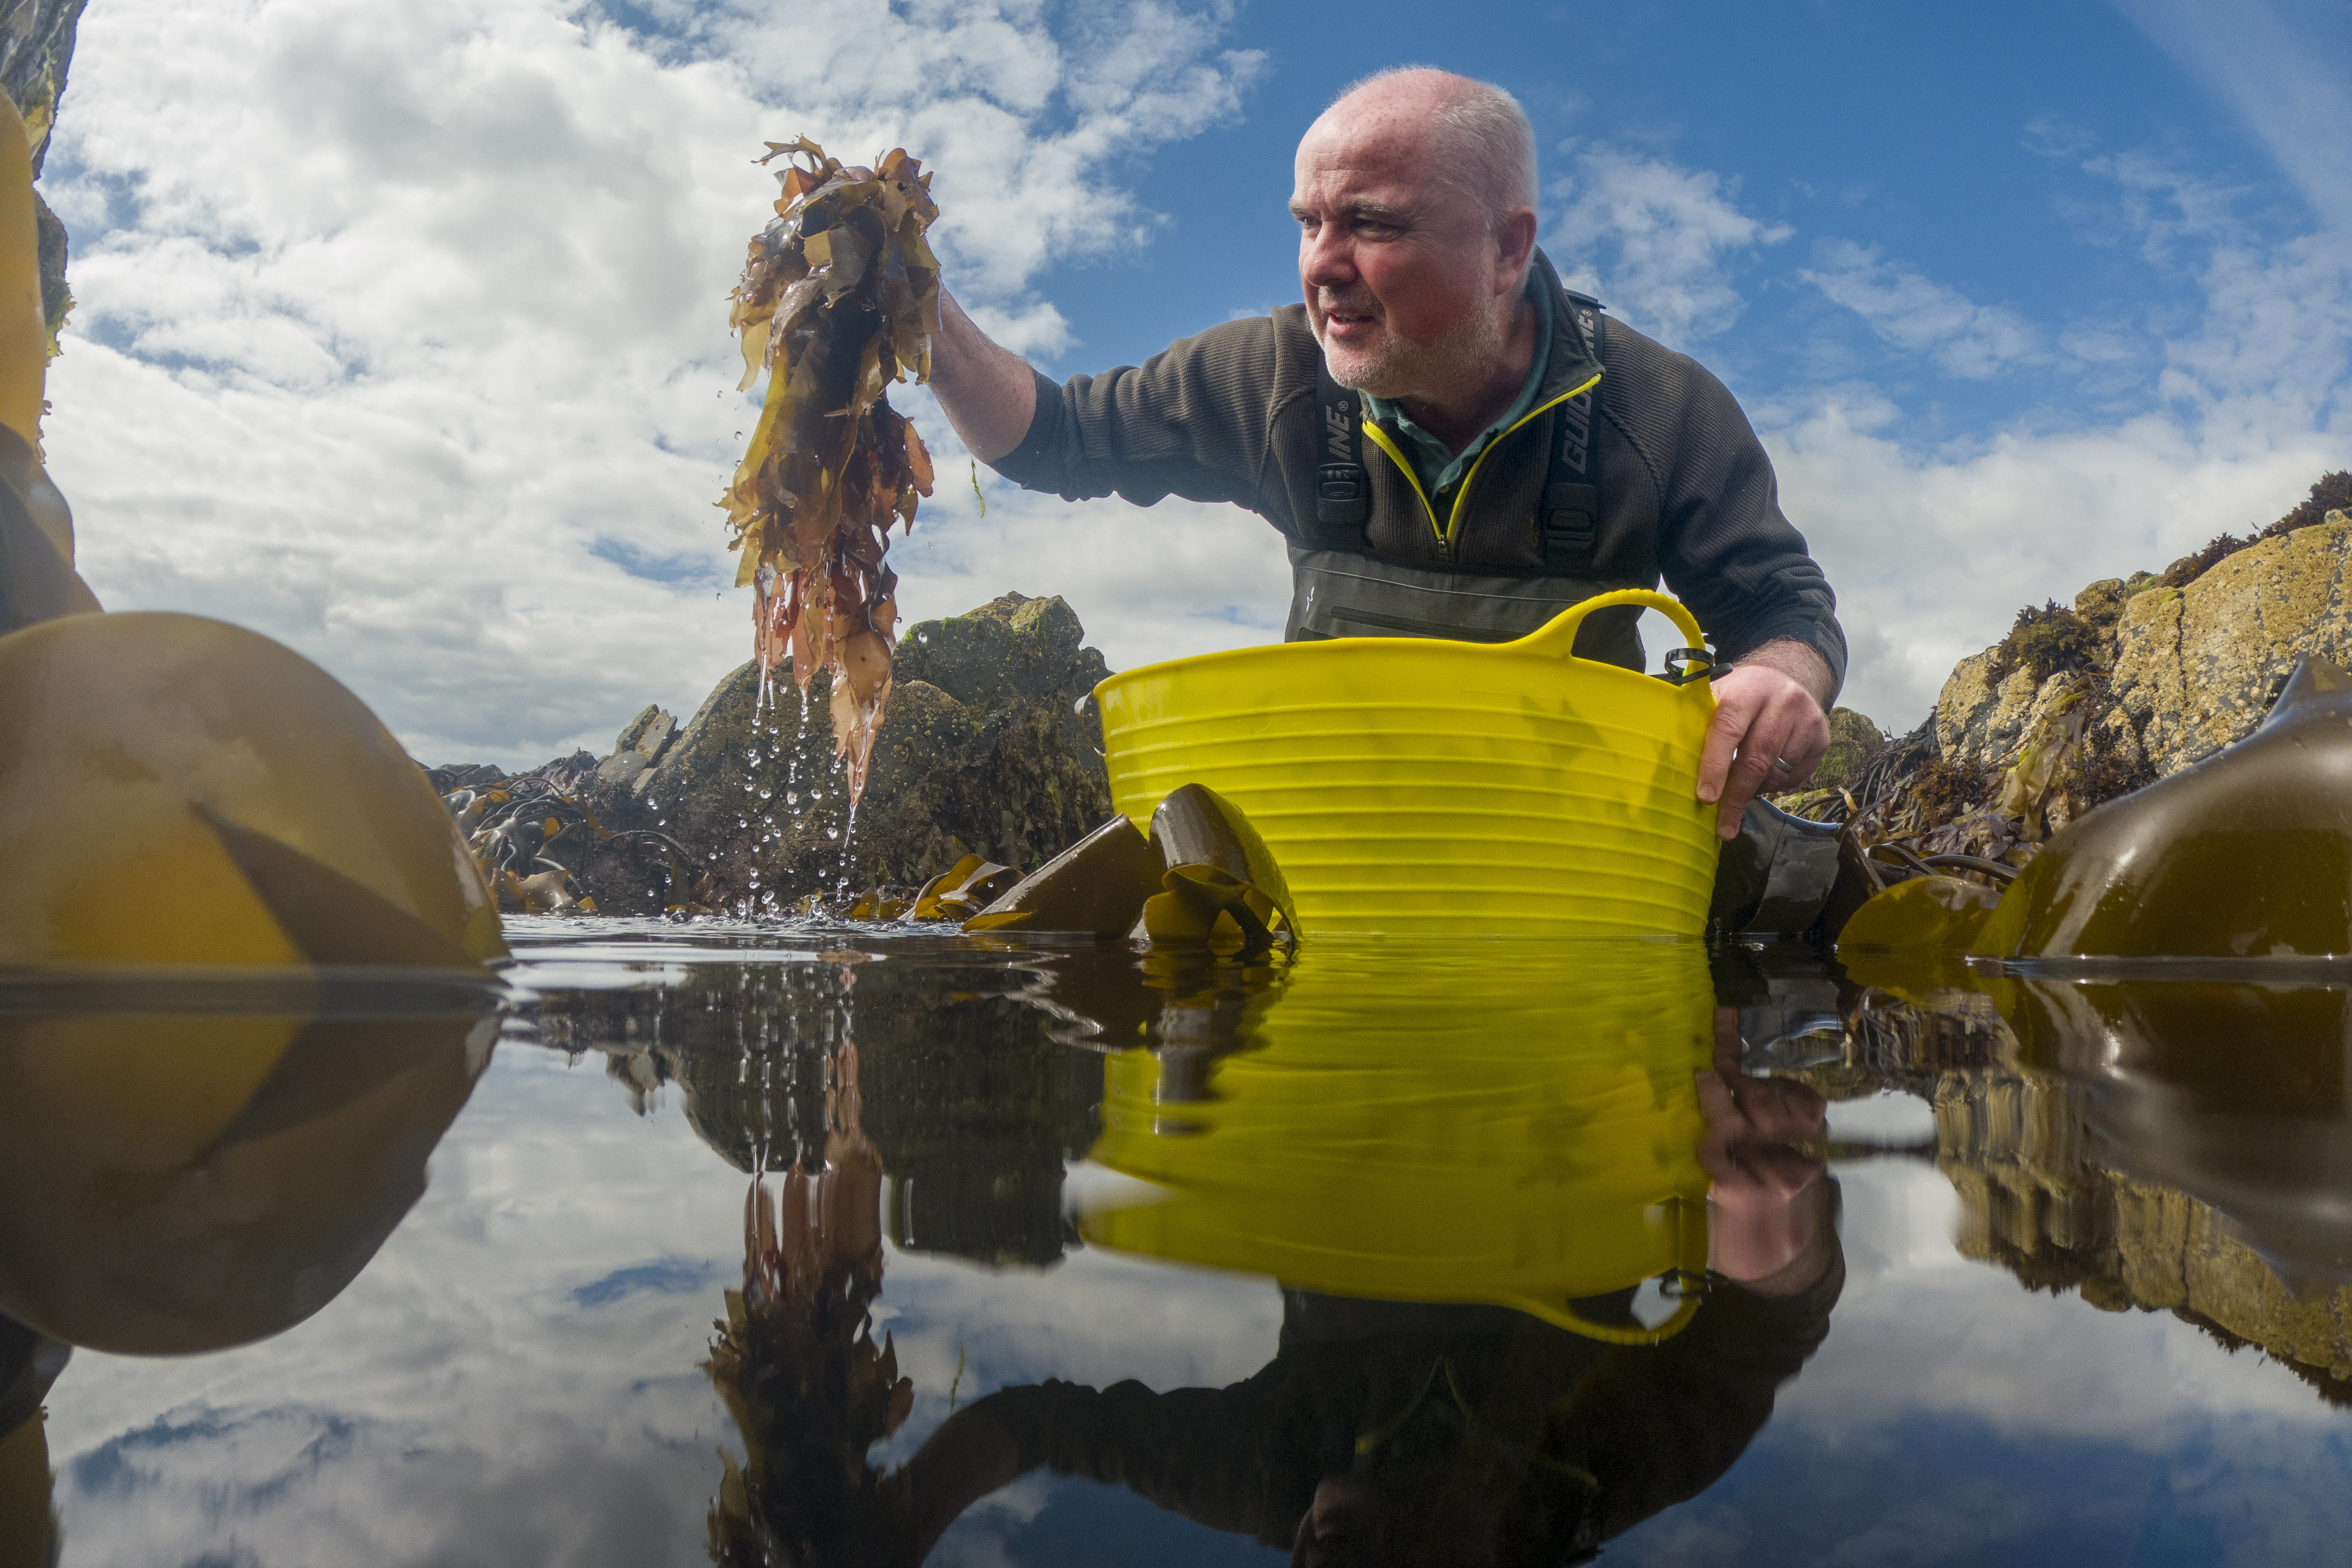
[2108,515,2352,775]
[570,593,1114,914]
[593,704,676,789]
[3,0,86,345]
[1833,506,2352,856]
[1938,511,2352,784]
[528,956,1102,1267]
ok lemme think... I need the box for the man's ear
[1493,207,1538,295]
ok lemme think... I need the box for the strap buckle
[1317,464,1363,502]
[1660,646,1715,685]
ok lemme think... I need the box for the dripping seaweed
[722,136,941,806]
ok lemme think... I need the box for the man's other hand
[1695,641,1834,840]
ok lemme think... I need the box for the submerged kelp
[721,139,941,804]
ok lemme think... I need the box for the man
[926,68,1842,838]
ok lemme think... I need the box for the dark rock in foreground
[560,593,1114,914]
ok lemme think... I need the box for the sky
[34,0,2352,765]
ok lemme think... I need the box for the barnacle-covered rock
[2108,514,2352,776]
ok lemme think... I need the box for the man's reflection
[714,1023,1838,1565]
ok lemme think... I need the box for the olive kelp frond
[722,137,940,805]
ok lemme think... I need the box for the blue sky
[36,0,2352,762]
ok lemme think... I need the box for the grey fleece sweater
[987,251,1846,698]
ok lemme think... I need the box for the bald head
[1290,67,1541,416]
[1313,68,1537,233]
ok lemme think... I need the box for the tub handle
[1511,588,1711,677]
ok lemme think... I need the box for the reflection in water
[12,927,2352,1563]
[0,997,496,1354]
[0,983,496,1562]
[704,1043,917,1566]
[669,941,1840,1565]
[1837,969,2352,1399]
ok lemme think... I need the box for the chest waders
[1286,293,1654,671]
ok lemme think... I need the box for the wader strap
[1311,359,1369,535]
[1285,545,1647,670]
[1541,294,1604,573]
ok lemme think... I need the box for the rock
[2073,578,2127,633]
[425,762,507,791]
[1813,707,1886,790]
[1934,650,2046,768]
[602,593,1114,914]
[2108,513,2352,776]
[1,0,85,346]
[611,704,677,766]
[595,751,649,786]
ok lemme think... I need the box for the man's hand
[1695,640,1835,840]
[1697,1006,1833,1293]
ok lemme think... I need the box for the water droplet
[826,828,839,840]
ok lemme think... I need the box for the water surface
[6,922,2350,1565]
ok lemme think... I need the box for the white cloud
[36,0,1265,769]
[1799,241,2043,380]
[1544,143,1792,348]
[1767,152,2352,730]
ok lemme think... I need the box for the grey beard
[1318,304,1507,405]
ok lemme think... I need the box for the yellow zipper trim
[1359,370,1606,555]
[1359,419,1439,545]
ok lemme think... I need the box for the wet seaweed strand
[721,138,940,807]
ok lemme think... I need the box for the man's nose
[1300,226,1355,292]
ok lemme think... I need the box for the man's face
[1291,103,1516,403]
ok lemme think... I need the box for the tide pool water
[5,920,2349,1566]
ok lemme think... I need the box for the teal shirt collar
[1362,275,1553,501]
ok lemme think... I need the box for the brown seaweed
[703,1043,916,1566]
[1973,655,2352,959]
[1147,784,1297,935]
[721,139,941,804]
[963,815,1162,935]
[899,854,1018,923]
[1839,873,2002,947]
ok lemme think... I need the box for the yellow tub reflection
[1080,942,1716,1341]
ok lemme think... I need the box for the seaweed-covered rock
[612,593,1113,913]
[1814,706,1886,790]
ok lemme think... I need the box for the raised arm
[927,288,1039,464]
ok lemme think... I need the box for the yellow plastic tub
[1096,589,1720,938]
